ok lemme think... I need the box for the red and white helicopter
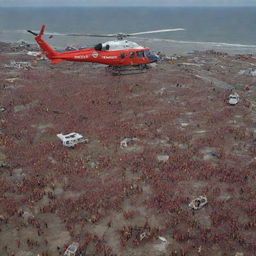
[28,25,184,72]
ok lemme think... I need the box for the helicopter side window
[136,51,144,58]
[102,44,110,51]
[120,52,125,59]
[130,52,135,58]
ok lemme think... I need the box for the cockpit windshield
[136,50,151,58]
[144,49,151,57]
[94,43,110,51]
[102,44,110,51]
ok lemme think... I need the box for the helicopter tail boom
[29,25,58,60]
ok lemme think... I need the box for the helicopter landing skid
[107,64,149,76]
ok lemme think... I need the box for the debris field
[0,42,256,256]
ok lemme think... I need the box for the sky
[1,0,256,7]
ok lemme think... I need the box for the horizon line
[1,5,256,7]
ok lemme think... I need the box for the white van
[57,132,87,147]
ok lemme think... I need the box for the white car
[57,132,87,147]
[228,93,239,105]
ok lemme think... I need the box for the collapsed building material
[0,162,9,168]
[64,242,79,256]
[153,236,168,252]
[239,69,256,76]
[157,155,169,162]
[0,214,7,222]
[5,78,19,83]
[52,110,64,114]
[120,138,138,149]
[235,253,244,256]
[189,196,208,210]
[27,51,41,57]
[57,132,88,147]
[228,92,239,105]
[192,57,200,63]
[0,106,6,112]
[16,40,31,48]
[158,236,167,243]
[157,88,166,95]
[148,62,157,68]
[237,54,252,60]
[179,62,202,67]
[4,60,32,70]
[21,211,34,220]
[27,51,47,60]
[140,232,147,241]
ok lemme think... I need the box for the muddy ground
[0,42,256,256]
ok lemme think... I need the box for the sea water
[0,7,256,54]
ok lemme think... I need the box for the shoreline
[1,38,256,56]
[137,38,256,56]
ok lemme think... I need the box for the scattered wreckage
[158,236,167,243]
[64,242,79,256]
[0,162,9,168]
[157,87,167,95]
[57,132,88,147]
[153,236,168,252]
[140,232,147,241]
[5,77,19,83]
[120,138,139,149]
[0,106,6,112]
[235,253,244,256]
[189,196,208,210]
[228,92,239,105]
[27,51,47,60]
[4,60,32,70]
[27,51,41,57]
[239,68,256,77]
[16,40,31,48]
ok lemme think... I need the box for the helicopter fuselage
[28,25,159,66]
[51,40,157,66]
[30,26,159,66]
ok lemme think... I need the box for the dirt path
[195,70,234,90]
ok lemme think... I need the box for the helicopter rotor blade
[45,28,185,40]
[65,33,117,37]
[127,28,185,36]
[27,30,38,36]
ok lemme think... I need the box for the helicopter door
[136,51,145,64]
[119,52,126,64]
[136,51,143,58]
[130,52,135,58]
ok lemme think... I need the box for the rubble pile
[4,60,32,70]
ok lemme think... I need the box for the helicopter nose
[148,54,160,63]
